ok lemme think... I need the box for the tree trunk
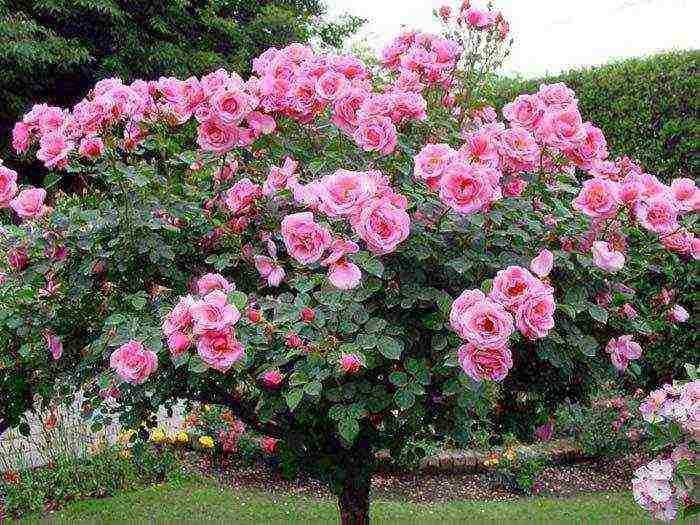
[337,439,372,525]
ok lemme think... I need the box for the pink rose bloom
[530,249,554,278]
[572,178,620,218]
[450,289,486,337]
[10,187,48,219]
[210,87,255,125]
[515,291,556,340]
[340,353,363,374]
[190,290,241,335]
[353,116,397,155]
[316,169,373,217]
[196,117,238,153]
[12,122,31,154]
[315,70,349,101]
[668,305,689,323]
[498,126,540,172]
[196,330,245,372]
[503,177,527,197]
[534,421,553,442]
[606,335,642,372]
[439,5,451,20]
[261,436,278,454]
[110,340,158,384]
[438,162,501,214]
[331,88,369,133]
[224,178,262,215]
[460,124,502,168]
[254,255,286,287]
[351,198,410,254]
[262,370,283,388]
[78,136,104,159]
[490,265,539,311]
[246,111,276,135]
[167,331,191,357]
[44,331,63,360]
[320,238,359,266]
[619,174,644,204]
[36,131,74,169]
[162,295,194,336]
[539,106,587,151]
[591,241,625,273]
[457,343,513,382]
[567,122,608,170]
[622,303,638,319]
[588,159,622,181]
[264,156,297,195]
[502,94,545,131]
[635,197,679,234]
[327,260,362,290]
[536,82,577,110]
[197,273,234,295]
[457,298,514,350]
[669,178,699,212]
[281,212,332,264]
[413,143,457,189]
[0,166,19,206]
[464,8,496,28]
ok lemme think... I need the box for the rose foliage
[0,1,697,521]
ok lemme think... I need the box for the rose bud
[300,307,315,323]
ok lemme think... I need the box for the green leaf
[378,336,403,360]
[579,336,599,357]
[588,305,608,324]
[338,418,359,443]
[286,389,303,411]
[228,291,248,311]
[389,371,408,386]
[304,381,322,396]
[394,389,415,410]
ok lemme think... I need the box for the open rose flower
[264,157,297,195]
[490,266,541,311]
[224,178,261,215]
[254,255,286,287]
[530,249,554,277]
[353,116,397,155]
[516,291,556,340]
[197,273,234,295]
[162,295,194,336]
[190,290,241,334]
[635,197,679,234]
[10,187,48,219]
[0,166,19,206]
[450,289,486,337]
[110,340,158,384]
[591,241,625,273]
[413,143,457,189]
[327,259,362,290]
[439,161,501,214]
[281,212,332,264]
[606,335,642,372]
[457,343,513,382]
[316,169,373,217]
[167,331,191,356]
[196,330,245,372]
[351,198,410,254]
[454,298,514,350]
[572,178,620,218]
[36,131,74,169]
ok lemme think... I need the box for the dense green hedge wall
[490,50,699,180]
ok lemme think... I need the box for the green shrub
[0,444,182,517]
[491,50,700,180]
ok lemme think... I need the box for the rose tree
[1,1,697,522]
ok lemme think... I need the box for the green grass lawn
[15,479,661,524]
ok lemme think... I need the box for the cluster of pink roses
[450,251,556,381]
[109,340,158,385]
[639,380,699,440]
[632,456,693,522]
[605,335,642,372]
[0,161,51,221]
[251,43,427,156]
[161,273,245,372]
[380,30,461,91]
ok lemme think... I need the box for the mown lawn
[15,479,662,524]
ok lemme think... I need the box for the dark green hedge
[490,50,700,179]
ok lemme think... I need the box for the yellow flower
[505,448,517,462]
[150,428,166,444]
[199,435,215,449]
[118,449,132,460]
[175,431,190,444]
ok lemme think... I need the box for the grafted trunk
[337,438,372,525]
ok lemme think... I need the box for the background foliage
[491,50,700,180]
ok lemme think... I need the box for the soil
[198,452,649,504]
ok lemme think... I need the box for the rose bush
[0,1,697,522]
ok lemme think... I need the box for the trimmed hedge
[490,50,700,179]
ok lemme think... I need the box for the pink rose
[498,126,540,172]
[224,178,262,215]
[536,83,577,110]
[331,88,369,133]
[110,340,158,384]
[539,106,586,151]
[438,161,501,214]
[261,436,278,454]
[489,266,539,311]
[591,241,625,273]
[78,136,104,159]
[327,260,362,290]
[316,169,373,217]
[567,122,608,170]
[572,178,620,218]
[413,143,457,189]
[197,273,234,295]
[353,116,397,155]
[460,124,502,168]
[622,303,638,319]
[210,87,255,125]
[0,166,19,206]
[502,94,545,131]
[351,198,410,254]
[320,238,359,266]
[515,291,555,340]
[450,289,486,337]
[661,229,694,255]
[162,295,194,336]
[10,187,48,219]
[668,305,689,323]
[669,178,699,212]
[606,335,642,372]
[44,331,63,360]
[12,122,31,154]
[262,369,283,388]
[254,255,286,287]
[196,117,238,153]
[36,131,74,169]
[635,197,679,234]
[281,212,332,264]
[190,290,241,335]
[167,331,191,357]
[503,177,527,197]
[457,343,513,382]
[340,353,363,374]
[455,298,514,350]
[196,330,245,372]
[315,70,348,101]
[264,156,297,195]
[588,159,622,180]
[530,249,554,277]
[246,112,276,135]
